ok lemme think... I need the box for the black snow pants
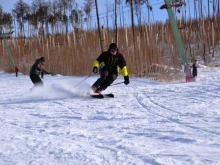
[92,70,117,91]
[30,74,43,86]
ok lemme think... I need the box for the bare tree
[83,4,90,29]
[47,0,60,35]
[31,0,50,38]
[0,6,3,27]
[218,0,220,16]
[95,0,103,52]
[126,0,135,44]
[0,5,12,33]
[59,0,74,35]
[83,0,94,30]
[25,12,38,36]
[146,0,152,23]
[13,0,30,36]
[133,0,147,26]
[213,0,217,17]
[187,0,191,20]
[114,0,118,44]
[105,2,114,30]
[199,0,203,18]
[70,8,79,29]
[116,0,123,27]
[77,9,84,30]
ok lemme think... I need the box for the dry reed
[0,17,220,82]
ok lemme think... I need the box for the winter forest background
[1,0,220,81]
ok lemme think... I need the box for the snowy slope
[0,67,220,165]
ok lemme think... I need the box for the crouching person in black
[30,57,53,91]
[91,43,130,93]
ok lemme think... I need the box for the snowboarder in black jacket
[30,57,52,89]
[91,43,130,93]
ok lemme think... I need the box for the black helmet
[109,43,118,52]
[39,57,45,62]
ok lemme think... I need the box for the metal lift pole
[164,0,188,64]
[0,31,19,76]
[0,31,16,67]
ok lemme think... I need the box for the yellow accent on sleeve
[117,66,120,74]
[121,66,128,77]
[93,60,99,67]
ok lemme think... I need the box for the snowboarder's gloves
[124,76,130,85]
[93,67,98,73]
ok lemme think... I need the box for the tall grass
[0,17,219,81]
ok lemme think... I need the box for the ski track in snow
[0,69,220,165]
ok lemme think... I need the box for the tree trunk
[95,0,103,52]
[114,0,118,44]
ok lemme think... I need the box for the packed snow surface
[0,66,220,165]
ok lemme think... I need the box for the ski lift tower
[160,0,188,64]
[0,31,19,76]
